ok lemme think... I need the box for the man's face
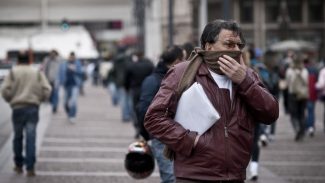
[205,29,244,52]
[69,55,75,62]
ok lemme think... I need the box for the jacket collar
[197,62,210,76]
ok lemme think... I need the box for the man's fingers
[222,55,238,65]
[218,57,233,69]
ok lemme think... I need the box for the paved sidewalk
[0,83,324,183]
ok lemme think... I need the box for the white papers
[174,82,220,135]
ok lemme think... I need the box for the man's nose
[233,44,241,51]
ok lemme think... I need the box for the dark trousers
[288,94,306,140]
[12,106,39,170]
[251,124,260,162]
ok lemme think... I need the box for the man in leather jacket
[144,19,279,183]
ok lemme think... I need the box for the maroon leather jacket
[144,61,279,181]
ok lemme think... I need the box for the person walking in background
[182,42,195,60]
[315,59,325,133]
[124,50,154,138]
[41,49,62,113]
[1,51,51,177]
[285,53,309,141]
[108,47,132,121]
[59,52,83,123]
[144,19,279,182]
[279,50,295,114]
[304,57,318,137]
[137,45,184,183]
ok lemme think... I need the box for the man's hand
[218,55,247,84]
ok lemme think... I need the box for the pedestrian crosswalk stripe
[38,157,123,163]
[37,171,160,177]
[43,137,133,143]
[41,146,126,152]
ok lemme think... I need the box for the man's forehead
[218,29,240,40]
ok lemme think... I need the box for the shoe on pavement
[249,161,258,181]
[308,127,314,137]
[69,117,76,124]
[250,175,258,181]
[259,134,268,147]
[13,166,23,174]
[26,170,36,177]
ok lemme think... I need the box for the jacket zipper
[225,90,235,180]
[164,107,169,117]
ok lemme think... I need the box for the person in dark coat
[109,47,132,121]
[124,50,154,138]
[137,45,184,183]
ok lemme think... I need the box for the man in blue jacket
[59,52,83,123]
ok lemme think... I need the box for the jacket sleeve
[136,76,158,140]
[237,68,279,124]
[144,67,197,157]
[1,74,13,103]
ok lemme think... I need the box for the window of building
[239,0,253,23]
[265,0,281,23]
[308,0,324,22]
[287,0,302,23]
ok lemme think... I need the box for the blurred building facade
[0,0,324,60]
[156,0,325,58]
[0,0,137,59]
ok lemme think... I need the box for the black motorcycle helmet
[124,141,155,179]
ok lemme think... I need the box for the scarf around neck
[176,48,241,96]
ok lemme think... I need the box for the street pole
[41,0,48,31]
[134,0,145,53]
[223,0,229,20]
[168,0,174,47]
[199,0,207,45]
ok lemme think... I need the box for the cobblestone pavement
[0,83,324,183]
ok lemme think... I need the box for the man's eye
[225,42,236,47]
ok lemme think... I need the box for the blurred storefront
[0,0,136,60]
[158,0,325,59]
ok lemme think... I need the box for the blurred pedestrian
[144,19,279,182]
[1,51,51,176]
[137,45,184,183]
[182,42,195,60]
[108,47,132,121]
[304,57,318,137]
[315,59,325,133]
[41,49,62,113]
[285,53,309,141]
[125,50,154,138]
[279,50,295,114]
[59,52,83,123]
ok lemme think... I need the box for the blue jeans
[120,88,132,122]
[49,82,59,112]
[151,139,175,183]
[306,101,315,129]
[64,86,79,118]
[108,82,119,106]
[12,106,39,170]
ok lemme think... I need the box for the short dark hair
[200,19,245,50]
[182,42,195,60]
[161,45,184,65]
[70,52,75,57]
[17,51,29,64]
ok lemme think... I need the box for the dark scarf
[176,48,241,96]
